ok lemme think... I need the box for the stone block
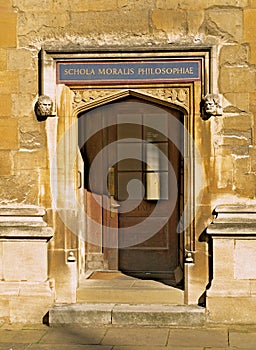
[0,118,18,150]
[187,10,204,34]
[0,94,11,116]
[52,0,70,11]
[156,0,210,9]
[0,0,12,10]
[0,48,7,71]
[49,303,114,325]
[249,146,256,172]
[87,0,118,11]
[249,92,256,114]
[222,113,252,131]
[249,44,256,65]
[19,126,46,150]
[8,49,34,71]
[152,9,187,35]
[214,155,233,189]
[208,280,251,298]
[0,12,17,47]
[0,171,39,205]
[0,298,9,322]
[11,95,35,118]
[2,241,47,282]
[18,13,69,36]
[13,149,47,171]
[70,10,149,34]
[224,92,249,111]
[204,8,243,41]
[220,67,256,93]
[207,296,256,323]
[9,288,54,323]
[234,173,256,198]
[234,156,250,174]
[112,304,205,326]
[0,71,18,94]
[244,9,256,42]
[117,0,153,9]
[19,69,38,94]
[220,44,249,66]
[0,150,12,176]
[234,240,256,279]
[250,280,256,296]
[12,0,52,12]
[207,0,248,6]
[212,238,234,280]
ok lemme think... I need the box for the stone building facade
[0,0,256,324]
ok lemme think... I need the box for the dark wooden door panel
[79,97,184,286]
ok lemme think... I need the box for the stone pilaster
[0,206,54,323]
[206,205,256,324]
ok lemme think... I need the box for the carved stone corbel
[34,95,56,122]
[200,93,223,120]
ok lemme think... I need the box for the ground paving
[0,323,256,349]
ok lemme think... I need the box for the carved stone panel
[72,87,190,113]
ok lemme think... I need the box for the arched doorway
[78,96,184,287]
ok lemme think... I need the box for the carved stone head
[201,94,223,120]
[34,95,55,121]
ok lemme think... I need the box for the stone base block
[207,296,256,324]
[0,281,55,323]
[86,253,106,270]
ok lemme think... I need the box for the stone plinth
[206,205,256,324]
[0,206,54,323]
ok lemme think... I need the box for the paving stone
[167,328,228,348]
[0,345,29,350]
[229,330,256,349]
[101,328,169,346]
[113,347,167,350]
[113,347,203,350]
[28,345,112,350]
[39,326,106,345]
[0,330,46,343]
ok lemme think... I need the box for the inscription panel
[57,60,201,85]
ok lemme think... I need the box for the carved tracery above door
[71,87,190,115]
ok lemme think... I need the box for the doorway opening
[78,96,184,287]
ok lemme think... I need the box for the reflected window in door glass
[144,114,168,142]
[117,114,142,140]
[117,172,143,201]
[117,143,143,171]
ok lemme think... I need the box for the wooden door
[79,97,184,286]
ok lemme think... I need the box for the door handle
[110,196,120,209]
[108,167,119,217]
[108,167,115,197]
[77,170,82,189]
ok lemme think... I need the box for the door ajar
[79,97,184,287]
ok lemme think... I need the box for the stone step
[77,287,184,305]
[49,303,206,326]
[77,277,184,305]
